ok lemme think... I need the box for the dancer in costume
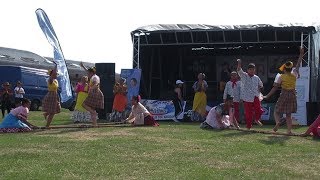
[0,98,37,133]
[125,95,159,126]
[42,63,61,128]
[223,71,241,123]
[110,78,128,122]
[237,60,264,130]
[301,115,320,138]
[191,73,208,121]
[71,76,92,123]
[264,47,304,134]
[80,62,104,127]
[200,95,239,129]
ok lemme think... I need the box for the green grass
[0,109,319,179]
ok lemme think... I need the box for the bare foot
[273,123,279,132]
[255,120,263,126]
[300,133,308,137]
[43,113,48,120]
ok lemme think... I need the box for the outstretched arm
[264,85,279,99]
[80,62,88,71]
[215,113,225,129]
[236,59,242,71]
[126,111,134,121]
[19,118,38,129]
[295,47,304,71]
[48,63,57,84]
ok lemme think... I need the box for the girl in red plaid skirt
[80,62,104,127]
[264,47,304,134]
[42,63,61,128]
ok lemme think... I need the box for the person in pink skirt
[301,115,320,138]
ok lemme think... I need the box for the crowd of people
[196,47,305,135]
[0,59,159,133]
[1,46,320,138]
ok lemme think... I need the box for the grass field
[0,109,319,179]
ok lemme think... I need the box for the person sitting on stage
[300,114,320,138]
[125,95,159,126]
[200,95,239,129]
[0,98,38,133]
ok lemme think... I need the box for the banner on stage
[120,69,141,107]
[140,99,176,120]
[261,104,271,121]
[292,67,310,125]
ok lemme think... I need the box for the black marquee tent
[131,24,320,106]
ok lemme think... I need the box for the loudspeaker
[307,102,320,125]
[95,63,115,119]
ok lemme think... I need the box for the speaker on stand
[307,102,320,126]
[95,63,115,120]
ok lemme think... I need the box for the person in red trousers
[237,59,264,130]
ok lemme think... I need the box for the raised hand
[299,47,304,55]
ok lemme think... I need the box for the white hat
[176,80,184,84]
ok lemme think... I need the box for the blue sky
[1,0,319,72]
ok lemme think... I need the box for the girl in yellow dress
[42,63,61,128]
[191,73,208,121]
[71,76,92,123]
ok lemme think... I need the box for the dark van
[0,65,75,111]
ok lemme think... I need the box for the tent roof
[131,24,316,35]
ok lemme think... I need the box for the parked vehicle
[0,65,75,111]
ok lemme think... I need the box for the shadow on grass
[259,136,291,146]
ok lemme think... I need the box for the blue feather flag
[35,8,72,103]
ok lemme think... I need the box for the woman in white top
[14,81,25,107]
[125,95,159,126]
[80,62,104,127]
